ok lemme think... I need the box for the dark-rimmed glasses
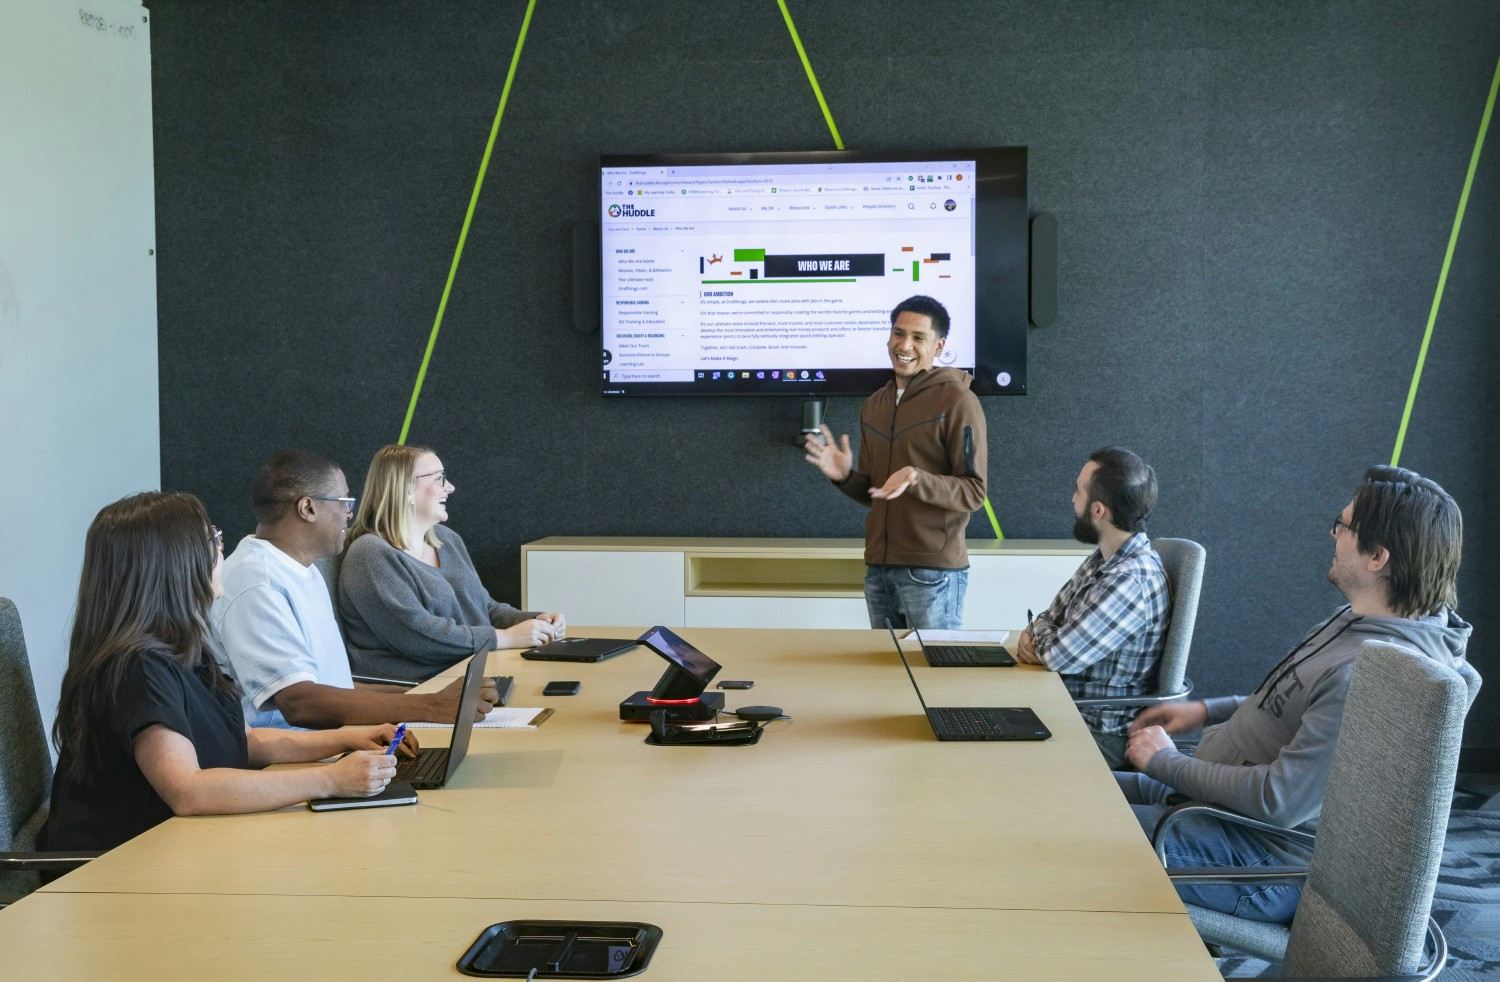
[414,470,451,487]
[1331,516,1357,536]
[309,495,357,514]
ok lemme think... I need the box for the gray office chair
[1072,536,1204,711]
[314,553,416,687]
[312,552,343,621]
[0,598,99,905]
[1161,640,1479,980]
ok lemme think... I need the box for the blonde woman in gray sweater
[339,444,566,682]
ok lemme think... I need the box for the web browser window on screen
[600,159,977,395]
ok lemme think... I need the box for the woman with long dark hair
[43,491,408,851]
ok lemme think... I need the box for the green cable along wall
[774,0,1006,539]
[1389,51,1499,468]
[398,0,537,446]
[395,0,1008,538]
[394,2,1494,535]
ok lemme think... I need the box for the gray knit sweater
[338,524,537,682]
[1143,604,1471,860]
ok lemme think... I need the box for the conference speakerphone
[619,626,725,723]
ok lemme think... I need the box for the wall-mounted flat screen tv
[600,147,1027,397]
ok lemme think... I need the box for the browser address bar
[626,177,775,187]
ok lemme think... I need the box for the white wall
[0,0,159,748]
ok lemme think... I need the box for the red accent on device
[645,695,703,705]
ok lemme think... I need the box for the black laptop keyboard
[395,747,450,786]
[926,645,1013,667]
[930,708,1015,739]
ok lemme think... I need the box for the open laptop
[909,624,1017,667]
[393,649,488,789]
[521,637,637,663]
[895,594,1015,667]
[886,623,1050,742]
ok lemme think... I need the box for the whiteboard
[0,0,160,748]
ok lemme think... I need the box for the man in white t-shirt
[212,449,497,728]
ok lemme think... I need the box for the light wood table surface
[14,627,1218,978]
[0,892,1219,981]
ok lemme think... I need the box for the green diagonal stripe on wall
[1390,50,1499,467]
[398,0,538,445]
[776,0,844,150]
[775,0,1001,537]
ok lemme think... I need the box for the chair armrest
[0,850,103,871]
[1166,865,1307,887]
[1072,680,1194,709]
[352,674,419,688]
[1152,800,1315,865]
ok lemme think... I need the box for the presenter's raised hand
[869,466,918,500]
[498,618,554,650]
[803,424,853,482]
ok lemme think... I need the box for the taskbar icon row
[698,369,826,382]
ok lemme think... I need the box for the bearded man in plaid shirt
[1015,447,1170,767]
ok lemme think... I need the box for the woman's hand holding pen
[346,723,419,759]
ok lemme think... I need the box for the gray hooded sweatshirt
[1144,604,1472,858]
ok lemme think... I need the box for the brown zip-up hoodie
[835,367,987,569]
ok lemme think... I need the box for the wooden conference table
[3,628,1218,980]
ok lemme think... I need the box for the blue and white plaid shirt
[1030,533,1171,736]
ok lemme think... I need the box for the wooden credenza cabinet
[521,537,1091,629]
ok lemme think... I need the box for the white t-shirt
[211,536,354,728]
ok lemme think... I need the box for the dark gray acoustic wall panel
[147,0,1500,755]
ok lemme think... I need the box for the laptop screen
[442,650,489,782]
[885,622,929,714]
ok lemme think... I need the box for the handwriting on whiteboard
[78,8,138,40]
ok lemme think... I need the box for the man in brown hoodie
[803,295,988,629]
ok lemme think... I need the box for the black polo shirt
[44,650,248,852]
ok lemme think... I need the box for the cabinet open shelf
[686,554,865,598]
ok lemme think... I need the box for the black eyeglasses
[1331,517,1358,536]
[414,470,451,487]
[210,526,224,550]
[309,495,357,514]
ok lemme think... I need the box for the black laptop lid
[521,637,636,662]
[885,622,930,714]
[442,650,489,784]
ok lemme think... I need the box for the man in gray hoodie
[1117,465,1472,922]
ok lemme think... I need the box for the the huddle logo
[608,203,656,218]
[608,204,622,217]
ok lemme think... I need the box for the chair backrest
[1282,640,1471,977]
[0,598,55,895]
[312,552,343,621]
[1455,657,1483,711]
[1150,537,1205,696]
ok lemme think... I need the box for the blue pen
[385,723,407,755]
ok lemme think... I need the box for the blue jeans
[1115,772,1303,923]
[864,566,967,630]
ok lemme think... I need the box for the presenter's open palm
[803,424,853,482]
